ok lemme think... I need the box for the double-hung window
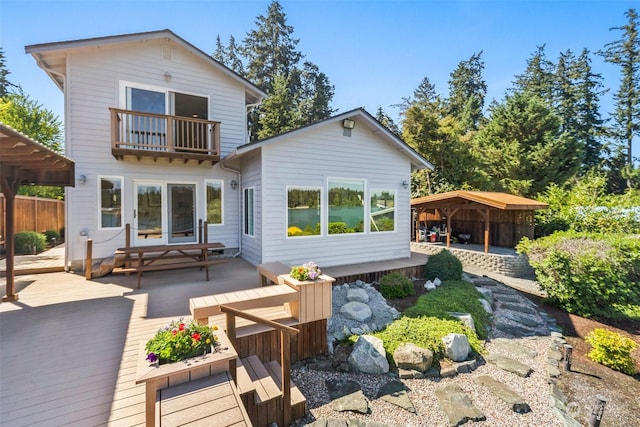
[205,180,223,225]
[244,187,255,236]
[99,176,123,229]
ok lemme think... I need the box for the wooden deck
[0,253,429,426]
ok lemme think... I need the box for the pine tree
[599,8,640,190]
[256,73,298,139]
[447,51,487,131]
[0,48,16,97]
[293,61,335,126]
[375,106,400,136]
[512,45,556,106]
[212,35,226,64]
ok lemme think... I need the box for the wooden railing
[220,304,299,427]
[109,108,221,162]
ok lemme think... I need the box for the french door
[133,182,196,246]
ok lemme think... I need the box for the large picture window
[100,176,122,228]
[205,180,223,225]
[328,178,364,234]
[370,189,395,232]
[244,187,255,236]
[287,187,321,237]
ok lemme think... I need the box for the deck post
[281,331,292,427]
[85,239,93,280]
[125,223,131,248]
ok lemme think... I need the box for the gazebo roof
[411,190,548,211]
[0,123,75,187]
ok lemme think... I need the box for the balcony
[110,108,221,165]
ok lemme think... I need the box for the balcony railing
[110,108,221,164]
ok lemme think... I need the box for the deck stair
[236,355,307,425]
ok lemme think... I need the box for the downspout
[219,159,242,258]
[39,62,72,272]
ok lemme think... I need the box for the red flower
[171,329,177,335]
[191,333,201,341]
[179,323,185,332]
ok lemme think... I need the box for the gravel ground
[290,281,564,427]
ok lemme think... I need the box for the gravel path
[290,277,565,427]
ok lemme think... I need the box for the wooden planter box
[280,274,335,323]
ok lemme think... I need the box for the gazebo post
[1,175,18,301]
[483,208,490,253]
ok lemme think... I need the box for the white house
[26,29,432,270]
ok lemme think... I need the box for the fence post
[125,224,131,248]
[85,239,92,280]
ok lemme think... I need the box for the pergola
[411,190,548,253]
[0,123,75,301]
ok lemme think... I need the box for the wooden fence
[0,195,65,242]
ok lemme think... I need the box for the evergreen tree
[447,51,487,130]
[599,8,640,190]
[375,106,400,136]
[0,48,15,97]
[256,72,298,139]
[212,35,226,63]
[472,91,582,196]
[242,0,302,93]
[512,45,556,106]
[293,61,335,126]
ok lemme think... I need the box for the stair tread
[264,360,306,406]
[210,306,298,338]
[241,355,281,404]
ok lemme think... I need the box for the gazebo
[0,123,75,301]
[411,190,548,253]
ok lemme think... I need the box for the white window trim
[286,185,323,239]
[204,179,224,226]
[118,80,211,115]
[98,175,124,230]
[243,187,255,237]
[369,189,397,233]
[326,177,367,236]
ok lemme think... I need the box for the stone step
[434,384,486,426]
[485,353,534,377]
[475,375,531,413]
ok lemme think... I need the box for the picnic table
[116,242,227,288]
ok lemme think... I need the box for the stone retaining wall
[411,243,534,278]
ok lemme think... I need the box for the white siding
[258,120,412,268]
[63,39,248,266]
[239,150,262,266]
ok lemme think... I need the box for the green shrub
[379,272,415,299]
[424,250,463,281]
[43,229,61,245]
[372,316,483,365]
[585,328,637,375]
[404,280,490,339]
[328,222,351,234]
[14,231,46,254]
[517,231,640,318]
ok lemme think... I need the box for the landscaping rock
[491,338,538,358]
[475,375,531,413]
[326,379,369,414]
[447,312,476,332]
[348,335,389,374]
[376,380,416,413]
[435,384,486,426]
[393,343,433,373]
[424,280,436,291]
[502,311,541,328]
[499,301,538,315]
[494,318,537,337]
[485,353,534,377]
[347,288,370,303]
[476,286,494,304]
[479,298,493,315]
[340,301,372,322]
[442,333,470,362]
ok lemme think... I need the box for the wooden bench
[117,259,228,288]
[256,262,290,286]
[190,284,299,326]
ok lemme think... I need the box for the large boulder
[393,343,433,372]
[348,335,389,374]
[447,312,476,332]
[340,301,372,322]
[347,288,370,303]
[442,333,470,362]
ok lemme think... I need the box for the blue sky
[1,0,638,159]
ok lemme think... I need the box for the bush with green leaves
[517,231,640,318]
[328,222,351,234]
[404,280,490,339]
[372,316,483,365]
[14,231,46,254]
[43,229,61,245]
[585,328,637,375]
[424,250,463,281]
[379,272,415,299]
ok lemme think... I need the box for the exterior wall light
[79,174,87,185]
[402,179,409,189]
[164,72,172,82]
[230,180,238,190]
[342,119,355,129]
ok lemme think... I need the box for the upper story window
[99,176,122,229]
[287,187,321,237]
[205,180,223,225]
[328,178,365,234]
[370,189,395,232]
